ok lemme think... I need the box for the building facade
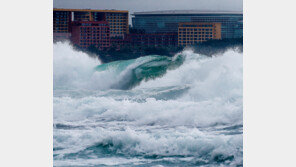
[53,9,242,49]
[53,10,71,34]
[178,22,221,46]
[126,33,178,47]
[71,21,110,49]
[132,10,243,39]
[105,12,129,38]
[53,8,129,40]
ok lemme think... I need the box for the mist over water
[53,42,243,166]
[53,42,100,90]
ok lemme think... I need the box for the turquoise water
[94,55,185,90]
[53,42,243,167]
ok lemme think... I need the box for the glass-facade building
[132,10,243,39]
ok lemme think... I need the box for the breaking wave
[53,42,243,166]
[95,54,185,90]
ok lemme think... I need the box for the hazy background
[54,0,243,24]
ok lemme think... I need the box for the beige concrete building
[178,22,221,46]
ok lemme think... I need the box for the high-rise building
[71,21,110,49]
[53,8,129,40]
[178,22,221,46]
[132,10,243,39]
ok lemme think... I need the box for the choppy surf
[53,42,243,167]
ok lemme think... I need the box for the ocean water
[53,42,243,167]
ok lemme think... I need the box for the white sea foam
[53,42,124,90]
[54,157,144,166]
[54,96,242,127]
[138,49,243,101]
[53,42,243,166]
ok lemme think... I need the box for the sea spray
[53,42,243,166]
[53,42,101,90]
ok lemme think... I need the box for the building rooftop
[133,10,243,15]
[53,8,128,13]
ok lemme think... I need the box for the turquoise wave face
[94,55,185,90]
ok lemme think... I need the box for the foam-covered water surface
[53,42,243,166]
